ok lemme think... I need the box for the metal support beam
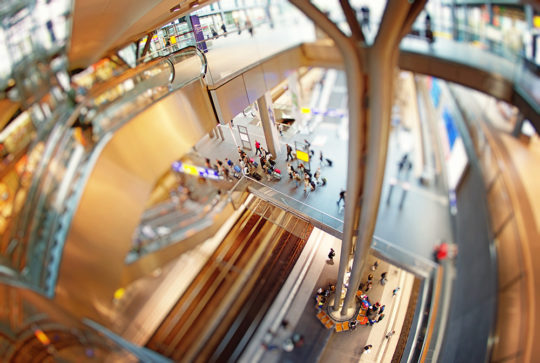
[140,31,155,60]
[340,0,426,315]
[257,92,282,157]
[289,0,366,317]
[339,0,365,44]
[399,0,429,40]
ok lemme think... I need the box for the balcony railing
[5,46,207,296]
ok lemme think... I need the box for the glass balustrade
[5,46,208,293]
[229,175,344,236]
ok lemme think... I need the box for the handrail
[4,45,208,294]
[247,176,343,224]
[448,83,530,361]
[127,192,228,263]
[91,47,206,140]
[371,235,438,278]
[228,175,344,238]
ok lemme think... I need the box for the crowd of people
[201,138,339,199]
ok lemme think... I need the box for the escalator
[0,45,215,327]
[146,197,313,362]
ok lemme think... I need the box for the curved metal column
[289,0,366,316]
[290,0,427,318]
[340,0,427,314]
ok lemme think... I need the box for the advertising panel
[190,15,207,53]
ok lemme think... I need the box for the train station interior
[0,0,539,362]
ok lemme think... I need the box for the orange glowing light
[34,329,51,345]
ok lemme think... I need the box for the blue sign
[443,108,458,150]
[309,108,346,118]
[430,78,441,107]
[172,161,220,180]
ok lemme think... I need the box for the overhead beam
[339,0,365,44]
[140,31,155,61]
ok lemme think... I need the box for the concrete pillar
[216,125,225,141]
[257,92,282,157]
[288,72,304,130]
[525,5,533,29]
[450,0,458,40]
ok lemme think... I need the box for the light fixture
[169,4,181,12]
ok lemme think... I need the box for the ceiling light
[170,4,181,12]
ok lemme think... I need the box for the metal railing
[228,176,344,238]
[448,83,528,361]
[88,47,207,139]
[5,46,208,295]
[371,235,438,279]
[126,192,229,264]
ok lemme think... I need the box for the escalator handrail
[8,46,207,290]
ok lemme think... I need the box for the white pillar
[257,92,282,157]
[287,72,304,131]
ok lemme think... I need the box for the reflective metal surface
[209,45,307,124]
[122,204,234,286]
[54,79,217,323]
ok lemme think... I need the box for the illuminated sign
[299,107,346,118]
[296,150,309,162]
[172,161,221,180]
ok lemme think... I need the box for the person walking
[367,273,374,283]
[293,171,301,187]
[385,330,396,339]
[319,150,324,165]
[303,176,310,193]
[380,275,388,286]
[371,261,379,271]
[286,144,293,161]
[397,153,409,174]
[379,305,386,314]
[363,344,373,354]
[314,167,321,184]
[365,282,372,292]
[337,190,346,206]
[392,287,400,297]
[328,248,336,261]
[246,18,254,36]
[377,313,385,323]
[287,163,294,179]
[255,140,262,156]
